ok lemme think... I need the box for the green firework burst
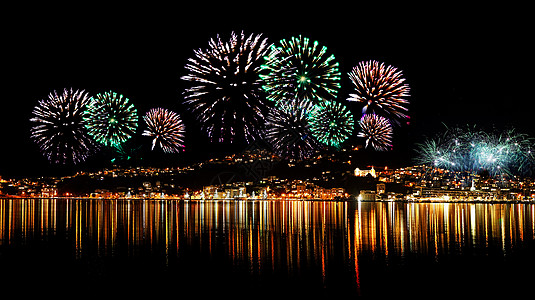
[308,100,354,148]
[260,35,341,105]
[83,91,138,147]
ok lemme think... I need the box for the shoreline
[1,196,534,204]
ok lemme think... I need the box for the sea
[1,198,534,297]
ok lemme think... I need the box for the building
[354,167,376,178]
[358,190,376,201]
[377,183,386,194]
[203,186,219,199]
[224,187,247,199]
[202,185,247,199]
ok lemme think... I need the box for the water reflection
[1,199,534,295]
[350,202,535,259]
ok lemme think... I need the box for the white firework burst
[181,31,272,144]
[357,113,393,151]
[143,108,185,153]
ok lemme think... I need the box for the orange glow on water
[1,198,534,295]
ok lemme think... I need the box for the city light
[2,160,534,202]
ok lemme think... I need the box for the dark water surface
[1,198,534,297]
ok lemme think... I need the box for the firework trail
[265,99,322,160]
[357,114,393,151]
[347,60,410,124]
[83,90,138,148]
[112,140,143,163]
[143,108,185,153]
[260,35,341,105]
[181,31,271,144]
[308,100,354,148]
[30,88,97,164]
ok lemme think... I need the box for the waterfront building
[224,187,246,199]
[202,185,247,199]
[203,186,219,199]
[358,190,376,201]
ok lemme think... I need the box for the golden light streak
[0,198,534,292]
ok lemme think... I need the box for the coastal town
[2,149,535,202]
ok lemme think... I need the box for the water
[1,198,534,297]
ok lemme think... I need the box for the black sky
[2,3,533,177]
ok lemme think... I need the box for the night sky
[2,4,533,178]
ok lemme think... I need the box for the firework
[467,128,535,176]
[308,100,354,148]
[142,108,185,153]
[357,114,393,151]
[260,35,341,105]
[415,125,535,177]
[414,129,461,169]
[83,91,138,147]
[181,31,271,144]
[265,99,322,160]
[347,60,410,123]
[30,88,97,164]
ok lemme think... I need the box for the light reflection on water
[1,199,534,296]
